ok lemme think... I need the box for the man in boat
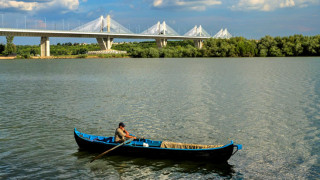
[115,122,136,143]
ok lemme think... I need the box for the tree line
[113,35,320,58]
[14,43,99,58]
[1,34,319,58]
[0,36,16,56]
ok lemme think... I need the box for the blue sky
[0,0,319,45]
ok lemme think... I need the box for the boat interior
[76,130,224,149]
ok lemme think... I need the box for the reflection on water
[73,150,237,179]
[1,57,319,179]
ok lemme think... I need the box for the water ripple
[0,58,319,179]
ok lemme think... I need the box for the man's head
[119,122,125,128]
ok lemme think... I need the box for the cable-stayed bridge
[0,15,232,57]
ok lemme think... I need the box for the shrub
[16,53,31,59]
[0,44,5,54]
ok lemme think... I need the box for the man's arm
[123,129,136,139]
[124,129,129,136]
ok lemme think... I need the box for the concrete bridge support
[96,36,113,50]
[156,38,167,48]
[40,37,50,57]
[194,40,203,49]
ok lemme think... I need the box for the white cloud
[151,0,318,11]
[49,0,79,11]
[152,0,222,11]
[0,0,79,13]
[153,0,163,7]
[280,0,295,8]
[231,0,319,11]
[0,0,37,11]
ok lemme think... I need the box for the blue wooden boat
[74,128,242,163]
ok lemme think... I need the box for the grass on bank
[12,53,129,59]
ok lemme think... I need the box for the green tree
[258,47,268,57]
[227,44,237,57]
[301,36,318,56]
[0,43,5,54]
[72,47,88,55]
[162,48,176,58]
[315,35,320,55]
[3,36,16,56]
[30,48,39,56]
[236,39,257,57]
[147,48,159,58]
[257,35,277,57]
[269,46,283,56]
[293,42,303,56]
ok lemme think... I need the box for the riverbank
[0,55,15,59]
[0,53,129,60]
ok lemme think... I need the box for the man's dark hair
[119,122,125,127]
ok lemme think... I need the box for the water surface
[0,57,319,179]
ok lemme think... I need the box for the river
[0,57,319,179]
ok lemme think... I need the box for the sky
[0,0,319,45]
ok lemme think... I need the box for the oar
[131,134,145,140]
[90,138,134,163]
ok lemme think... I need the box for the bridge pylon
[40,37,50,57]
[184,25,211,49]
[194,39,203,49]
[184,25,210,37]
[106,15,111,33]
[142,21,179,48]
[96,36,113,50]
[213,28,232,39]
[156,38,167,48]
[155,21,167,48]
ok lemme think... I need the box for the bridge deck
[0,28,211,40]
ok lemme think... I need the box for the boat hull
[74,129,240,163]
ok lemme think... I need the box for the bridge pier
[97,36,113,50]
[40,37,50,57]
[156,38,167,48]
[194,40,203,49]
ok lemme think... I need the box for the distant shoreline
[1,55,319,60]
[0,56,15,60]
[2,35,320,59]
[0,54,130,60]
